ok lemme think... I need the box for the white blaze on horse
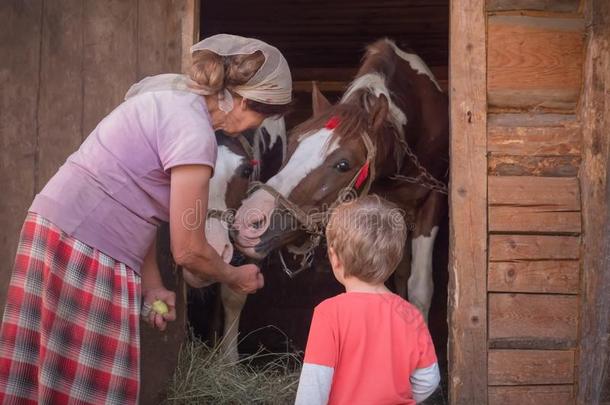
[183,117,286,361]
[233,39,448,320]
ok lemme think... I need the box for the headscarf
[125,34,292,111]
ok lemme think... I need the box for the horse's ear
[312,81,331,116]
[369,94,389,132]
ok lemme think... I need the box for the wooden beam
[489,235,580,261]
[487,0,580,12]
[489,385,575,405]
[489,293,579,348]
[578,0,610,403]
[488,261,580,294]
[488,349,575,385]
[448,0,488,403]
[488,114,581,156]
[488,15,585,111]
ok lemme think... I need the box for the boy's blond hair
[325,195,407,283]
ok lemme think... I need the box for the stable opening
[188,0,450,395]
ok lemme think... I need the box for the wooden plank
[181,0,199,73]
[448,0,487,403]
[578,1,610,403]
[487,0,580,12]
[489,235,580,261]
[489,206,581,233]
[0,0,43,314]
[489,155,580,177]
[488,114,581,156]
[137,0,184,77]
[488,15,584,110]
[489,385,575,405]
[488,261,580,294]
[489,293,578,348]
[37,0,84,189]
[488,176,580,210]
[82,0,138,136]
[488,349,575,385]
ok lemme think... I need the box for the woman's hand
[227,263,264,294]
[141,287,177,331]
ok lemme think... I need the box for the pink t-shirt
[304,292,437,405]
[30,90,217,272]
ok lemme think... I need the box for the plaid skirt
[0,212,141,405]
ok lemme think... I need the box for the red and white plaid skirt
[0,212,141,405]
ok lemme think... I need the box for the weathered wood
[488,261,580,294]
[488,15,584,110]
[181,0,199,73]
[448,0,488,403]
[82,0,138,136]
[37,0,84,189]
[489,385,575,405]
[0,0,43,314]
[489,206,581,233]
[488,176,580,210]
[487,0,580,12]
[489,235,580,261]
[488,114,581,156]
[489,293,578,348]
[138,0,184,77]
[488,349,575,385]
[488,155,580,177]
[578,1,610,403]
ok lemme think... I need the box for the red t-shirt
[303,292,437,405]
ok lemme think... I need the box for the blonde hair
[326,195,407,283]
[189,49,290,116]
[189,49,265,94]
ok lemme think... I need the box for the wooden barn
[1,0,609,404]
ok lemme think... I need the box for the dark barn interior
[189,0,450,372]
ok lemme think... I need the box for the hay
[164,333,302,405]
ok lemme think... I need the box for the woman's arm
[141,233,177,331]
[169,164,263,294]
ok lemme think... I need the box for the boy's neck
[342,276,391,294]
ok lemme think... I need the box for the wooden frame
[577,0,610,403]
[448,0,488,403]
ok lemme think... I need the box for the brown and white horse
[183,117,286,361]
[233,39,448,319]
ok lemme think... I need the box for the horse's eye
[334,160,350,172]
[242,165,253,178]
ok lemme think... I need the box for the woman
[0,34,292,404]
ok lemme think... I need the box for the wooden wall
[450,0,593,404]
[486,1,585,403]
[0,1,197,403]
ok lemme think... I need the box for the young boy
[295,195,440,405]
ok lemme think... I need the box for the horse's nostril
[251,218,266,230]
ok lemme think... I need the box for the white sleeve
[410,362,441,403]
[295,363,334,405]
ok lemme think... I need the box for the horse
[182,117,286,361]
[232,39,448,320]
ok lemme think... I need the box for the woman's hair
[190,49,291,117]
